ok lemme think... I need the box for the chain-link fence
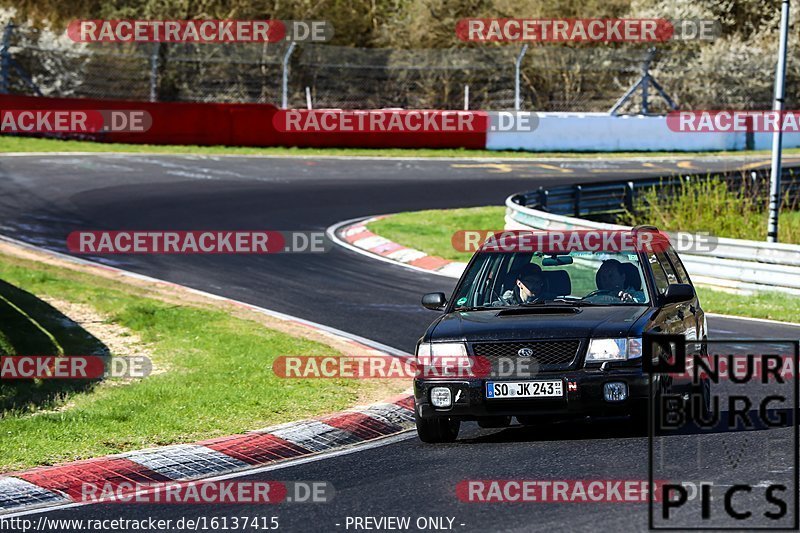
[1,22,797,112]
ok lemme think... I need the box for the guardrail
[505,168,800,295]
[511,167,800,220]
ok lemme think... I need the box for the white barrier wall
[504,196,800,294]
[486,112,800,152]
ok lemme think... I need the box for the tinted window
[665,248,690,284]
[452,251,650,309]
[648,253,670,295]
[657,251,679,285]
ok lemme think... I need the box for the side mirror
[662,283,695,305]
[421,292,447,311]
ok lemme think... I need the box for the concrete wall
[487,112,800,152]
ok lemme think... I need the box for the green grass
[0,278,111,412]
[0,254,379,472]
[694,288,800,324]
[369,206,506,262]
[3,135,800,159]
[623,177,800,243]
[367,206,800,324]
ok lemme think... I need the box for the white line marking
[0,432,415,518]
[326,217,459,279]
[706,312,800,328]
[122,444,251,480]
[0,233,408,357]
[1,151,793,163]
[329,218,800,329]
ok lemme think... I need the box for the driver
[595,259,645,302]
[497,264,549,305]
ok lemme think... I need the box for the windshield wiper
[455,305,499,312]
[516,299,588,307]
[518,301,549,306]
[547,298,595,306]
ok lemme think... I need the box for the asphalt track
[1,153,800,532]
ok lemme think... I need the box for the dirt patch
[39,295,163,374]
[0,238,410,404]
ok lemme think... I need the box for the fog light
[603,382,628,402]
[430,387,452,408]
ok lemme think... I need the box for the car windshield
[451,250,650,310]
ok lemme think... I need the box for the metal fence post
[640,50,651,115]
[0,21,13,94]
[574,185,582,217]
[149,43,159,102]
[767,0,790,243]
[624,181,635,213]
[514,44,528,111]
[281,42,297,109]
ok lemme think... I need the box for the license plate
[485,380,563,399]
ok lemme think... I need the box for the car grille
[471,340,581,373]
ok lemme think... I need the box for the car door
[646,250,684,336]
[644,250,683,394]
[664,246,703,342]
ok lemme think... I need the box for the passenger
[595,259,645,302]
[497,264,549,305]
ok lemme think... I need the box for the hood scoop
[497,306,581,316]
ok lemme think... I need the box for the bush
[623,176,800,243]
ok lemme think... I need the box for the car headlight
[586,338,642,362]
[416,342,468,358]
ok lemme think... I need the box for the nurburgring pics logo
[646,336,799,529]
[0,110,151,133]
[456,19,719,42]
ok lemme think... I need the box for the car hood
[429,306,649,342]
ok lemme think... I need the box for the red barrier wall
[0,95,487,149]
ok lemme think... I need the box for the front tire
[415,411,460,443]
[688,377,712,421]
[630,401,650,430]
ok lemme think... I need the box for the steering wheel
[583,289,616,299]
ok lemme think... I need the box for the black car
[414,226,709,443]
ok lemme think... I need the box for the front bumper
[414,368,651,420]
